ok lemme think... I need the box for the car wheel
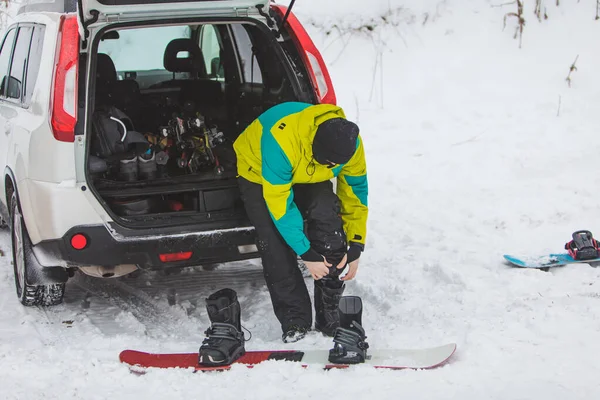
[10,193,65,306]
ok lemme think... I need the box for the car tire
[10,193,65,306]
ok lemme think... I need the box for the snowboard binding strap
[565,230,600,260]
[328,322,370,364]
[198,322,245,366]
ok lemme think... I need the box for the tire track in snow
[57,262,267,340]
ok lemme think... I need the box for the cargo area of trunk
[82,18,312,227]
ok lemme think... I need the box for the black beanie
[312,118,359,165]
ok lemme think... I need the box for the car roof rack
[17,0,77,15]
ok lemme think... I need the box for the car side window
[230,24,263,84]
[0,28,17,98]
[7,26,33,101]
[200,24,224,80]
[23,25,45,105]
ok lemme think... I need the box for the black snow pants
[238,177,347,332]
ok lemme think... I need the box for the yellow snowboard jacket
[233,102,368,256]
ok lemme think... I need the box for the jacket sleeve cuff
[347,243,364,263]
[300,248,323,262]
[349,241,365,251]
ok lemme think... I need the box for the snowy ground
[2,0,600,399]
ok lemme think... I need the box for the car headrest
[163,39,207,77]
[96,53,117,86]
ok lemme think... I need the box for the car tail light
[70,233,88,250]
[271,5,336,105]
[50,14,79,142]
[159,252,193,262]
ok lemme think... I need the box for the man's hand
[301,245,362,281]
[304,257,332,280]
[301,248,332,280]
[340,243,362,281]
[341,258,359,281]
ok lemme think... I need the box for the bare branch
[565,55,579,87]
[534,0,543,22]
[492,1,517,8]
[502,0,525,48]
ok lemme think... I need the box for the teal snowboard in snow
[503,253,600,269]
[504,230,600,269]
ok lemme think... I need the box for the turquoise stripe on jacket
[260,103,312,255]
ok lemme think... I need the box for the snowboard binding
[328,296,369,364]
[198,288,246,366]
[565,230,600,260]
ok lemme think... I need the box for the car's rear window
[99,25,191,72]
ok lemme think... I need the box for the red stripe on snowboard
[119,350,300,371]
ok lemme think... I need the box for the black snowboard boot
[198,288,245,366]
[328,296,369,364]
[314,279,345,336]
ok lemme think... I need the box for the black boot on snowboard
[328,296,369,364]
[314,279,345,336]
[198,288,245,366]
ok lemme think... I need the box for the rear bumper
[34,223,260,269]
[18,179,106,245]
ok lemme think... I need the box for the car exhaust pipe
[78,264,138,278]
[101,266,115,278]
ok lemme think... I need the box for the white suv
[0,0,336,306]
